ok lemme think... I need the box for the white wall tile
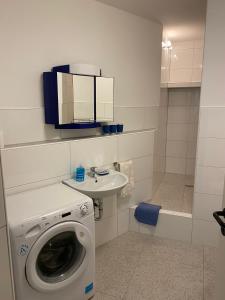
[101,195,117,219]
[186,158,196,176]
[167,123,190,141]
[1,142,70,189]
[166,88,199,175]
[170,69,192,83]
[198,138,225,167]
[60,128,100,140]
[190,88,201,106]
[199,108,225,138]
[193,49,204,68]
[187,124,198,142]
[194,40,204,49]
[143,106,159,129]
[129,207,140,232]
[131,179,153,204]
[187,141,197,158]
[192,219,219,247]
[173,41,195,49]
[117,195,132,211]
[193,193,223,222]
[166,157,186,174]
[195,166,225,196]
[114,106,159,132]
[170,49,194,69]
[189,106,199,123]
[118,209,129,236]
[0,227,13,300]
[95,215,117,247]
[168,106,190,123]
[133,156,153,182]
[166,141,187,158]
[191,69,202,82]
[5,175,70,196]
[114,107,145,132]
[118,131,154,161]
[0,159,6,228]
[0,108,60,146]
[168,89,192,106]
[70,135,117,170]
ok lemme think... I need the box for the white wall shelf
[168,82,201,88]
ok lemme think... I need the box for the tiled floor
[151,173,194,214]
[94,232,216,300]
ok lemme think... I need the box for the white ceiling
[96,0,207,42]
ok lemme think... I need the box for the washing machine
[6,183,95,300]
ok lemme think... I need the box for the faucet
[113,162,120,172]
[88,167,98,182]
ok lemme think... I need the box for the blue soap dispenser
[74,165,85,182]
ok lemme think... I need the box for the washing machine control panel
[80,202,89,216]
[13,200,93,239]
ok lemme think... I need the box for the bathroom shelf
[55,122,101,129]
[168,82,201,88]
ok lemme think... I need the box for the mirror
[57,73,94,124]
[45,72,114,125]
[96,77,114,122]
[57,73,74,124]
[73,75,94,122]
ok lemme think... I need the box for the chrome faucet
[88,167,98,182]
[89,167,96,177]
[113,162,120,172]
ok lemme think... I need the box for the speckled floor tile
[95,232,142,299]
[140,236,203,268]
[92,292,117,299]
[95,232,215,300]
[204,270,216,300]
[204,246,217,272]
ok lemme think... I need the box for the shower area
[152,40,203,216]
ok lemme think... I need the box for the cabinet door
[73,75,95,122]
[0,227,13,300]
[96,77,114,122]
[0,158,6,228]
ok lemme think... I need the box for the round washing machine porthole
[25,221,91,293]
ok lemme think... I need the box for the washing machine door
[26,221,91,292]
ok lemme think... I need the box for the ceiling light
[162,40,172,49]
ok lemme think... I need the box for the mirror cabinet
[43,70,114,128]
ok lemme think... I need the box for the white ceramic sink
[63,170,128,198]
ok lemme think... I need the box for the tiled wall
[166,88,200,175]
[0,158,13,300]
[0,157,6,228]
[169,40,204,84]
[161,48,170,85]
[0,0,161,146]
[153,88,168,194]
[192,0,225,246]
[152,47,170,195]
[1,130,155,247]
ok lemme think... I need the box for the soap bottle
[74,165,85,182]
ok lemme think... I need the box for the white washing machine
[6,183,95,300]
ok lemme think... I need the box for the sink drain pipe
[93,198,103,221]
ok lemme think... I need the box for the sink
[63,170,128,198]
